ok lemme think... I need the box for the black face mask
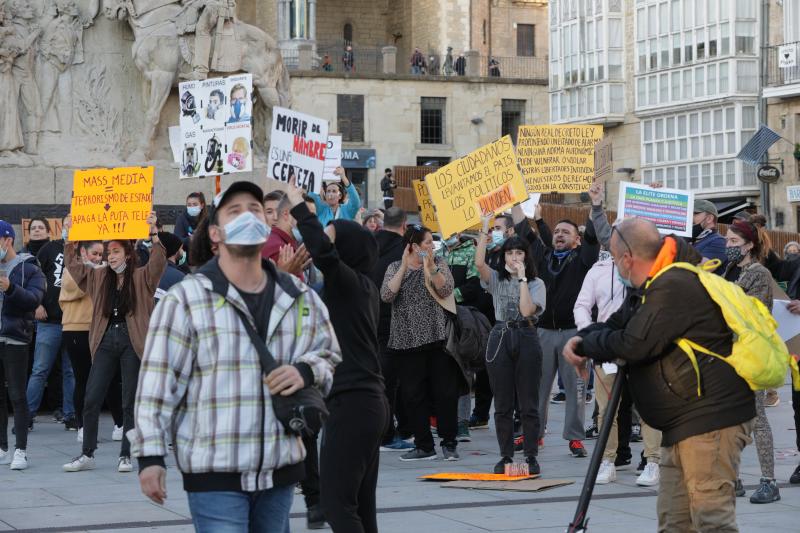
[691,223,704,241]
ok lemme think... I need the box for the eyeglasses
[611,226,632,256]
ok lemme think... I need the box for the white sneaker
[0,448,10,465]
[117,456,133,473]
[112,425,124,441]
[63,454,96,472]
[77,427,83,443]
[595,460,616,484]
[637,462,660,487]
[9,449,28,470]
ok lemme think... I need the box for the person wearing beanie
[154,232,187,302]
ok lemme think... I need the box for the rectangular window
[638,78,647,106]
[719,62,729,92]
[648,75,657,106]
[660,73,669,103]
[737,60,758,92]
[671,0,680,32]
[695,66,704,97]
[684,0,693,27]
[678,166,688,189]
[725,161,735,186]
[735,21,755,55]
[690,164,699,189]
[501,100,526,144]
[671,71,681,101]
[673,34,682,65]
[666,167,676,188]
[720,22,730,55]
[742,105,756,129]
[707,64,717,95]
[637,8,646,40]
[337,94,364,142]
[683,69,692,98]
[517,24,535,56]
[420,97,446,144]
[695,0,705,26]
[702,163,711,188]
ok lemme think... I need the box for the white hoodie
[573,257,626,331]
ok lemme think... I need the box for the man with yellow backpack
[563,218,799,532]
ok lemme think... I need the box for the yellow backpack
[647,261,800,395]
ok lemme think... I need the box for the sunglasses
[611,226,632,256]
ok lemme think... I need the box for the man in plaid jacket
[129,181,340,532]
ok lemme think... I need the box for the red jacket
[262,227,304,281]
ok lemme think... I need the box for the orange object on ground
[419,473,537,482]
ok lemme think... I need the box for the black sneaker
[399,448,437,462]
[630,423,642,443]
[52,409,64,423]
[614,451,632,468]
[735,478,746,497]
[64,418,79,431]
[791,464,800,484]
[585,424,599,440]
[637,451,646,472]
[494,456,513,474]
[749,478,780,503]
[469,414,489,429]
[551,392,566,404]
[442,445,459,461]
[306,504,326,530]
[526,456,541,475]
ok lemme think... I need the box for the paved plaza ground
[1,382,798,533]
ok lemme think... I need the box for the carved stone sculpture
[0,4,28,165]
[104,0,292,161]
[8,0,43,155]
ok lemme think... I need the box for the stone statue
[443,46,454,76]
[0,4,28,165]
[37,0,100,133]
[8,0,43,155]
[105,0,292,161]
[180,0,237,80]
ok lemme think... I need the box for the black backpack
[449,305,492,369]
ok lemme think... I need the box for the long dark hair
[498,236,537,281]
[187,192,208,221]
[102,240,136,318]
[189,216,215,267]
[728,220,767,265]
[402,224,431,253]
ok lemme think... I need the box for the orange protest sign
[412,179,440,232]
[69,167,154,241]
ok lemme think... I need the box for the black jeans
[301,432,321,508]
[472,367,493,421]
[793,388,800,452]
[396,346,460,450]
[383,199,393,209]
[320,391,389,533]
[0,343,29,451]
[616,380,633,458]
[82,323,140,458]
[63,331,123,428]
[485,324,542,458]
[379,342,410,444]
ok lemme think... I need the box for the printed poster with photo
[178,74,253,179]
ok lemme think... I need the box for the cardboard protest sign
[594,137,613,181]
[412,180,440,232]
[178,74,253,178]
[517,124,603,193]
[322,135,342,182]
[616,181,693,237]
[424,136,528,238]
[69,167,154,241]
[268,107,329,194]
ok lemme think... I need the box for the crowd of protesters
[0,170,799,532]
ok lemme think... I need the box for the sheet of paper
[520,193,541,219]
[602,363,618,375]
[772,300,800,342]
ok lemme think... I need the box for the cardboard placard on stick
[517,124,603,193]
[413,180,440,232]
[322,134,342,182]
[267,107,329,194]
[594,137,613,181]
[616,181,693,237]
[69,167,154,241]
[424,136,528,238]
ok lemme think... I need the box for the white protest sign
[322,134,342,182]
[520,193,542,219]
[773,300,800,342]
[178,74,254,179]
[779,44,797,69]
[616,182,694,237]
[268,107,329,194]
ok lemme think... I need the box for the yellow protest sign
[69,167,154,241]
[517,124,603,193]
[424,136,527,238]
[413,180,440,232]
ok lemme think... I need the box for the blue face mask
[444,236,459,248]
[490,230,505,249]
[186,206,201,218]
[615,266,634,289]
[178,252,187,266]
[61,228,68,241]
[0,243,7,261]
[223,211,268,246]
[291,227,303,243]
[232,100,243,119]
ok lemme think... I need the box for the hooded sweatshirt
[36,239,65,324]
[291,202,384,397]
[371,229,406,343]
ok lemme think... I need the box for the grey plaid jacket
[129,258,340,491]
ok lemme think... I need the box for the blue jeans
[26,322,75,418]
[187,485,294,533]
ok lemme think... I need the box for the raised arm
[63,215,93,293]
[475,212,493,284]
[338,168,362,220]
[143,213,167,292]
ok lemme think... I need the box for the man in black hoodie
[370,208,414,451]
[564,218,755,532]
[289,182,388,533]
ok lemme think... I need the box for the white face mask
[111,262,127,274]
[223,211,268,246]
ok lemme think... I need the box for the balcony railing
[764,41,800,87]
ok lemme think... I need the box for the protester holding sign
[381,225,461,462]
[0,220,46,470]
[723,220,780,504]
[475,212,546,476]
[62,212,166,474]
[310,167,362,227]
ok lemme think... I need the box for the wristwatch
[518,277,527,283]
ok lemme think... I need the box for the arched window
[344,23,353,45]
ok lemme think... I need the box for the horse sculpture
[104,0,291,161]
